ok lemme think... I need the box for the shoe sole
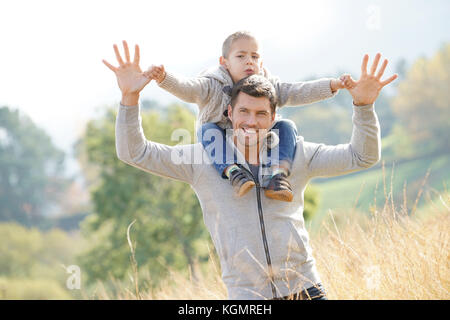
[238,181,256,197]
[265,189,294,202]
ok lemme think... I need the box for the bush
[0,277,72,300]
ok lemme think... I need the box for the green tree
[0,222,80,279]
[75,104,209,286]
[0,222,81,299]
[0,107,69,226]
[392,43,450,154]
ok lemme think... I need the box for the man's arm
[304,103,381,178]
[302,53,397,178]
[116,103,199,185]
[103,41,199,185]
[144,65,212,108]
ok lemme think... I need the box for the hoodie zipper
[241,166,277,299]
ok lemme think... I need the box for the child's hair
[230,75,277,114]
[222,30,257,58]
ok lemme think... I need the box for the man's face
[221,37,262,84]
[228,92,275,150]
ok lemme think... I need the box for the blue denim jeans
[197,119,298,179]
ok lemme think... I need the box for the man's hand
[102,40,151,106]
[349,53,398,106]
[144,65,166,84]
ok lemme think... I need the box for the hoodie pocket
[218,226,237,265]
[286,220,309,261]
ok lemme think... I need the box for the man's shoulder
[170,142,208,165]
[294,135,323,157]
[292,135,323,165]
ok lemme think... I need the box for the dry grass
[313,202,449,299]
[91,244,228,300]
[91,190,449,300]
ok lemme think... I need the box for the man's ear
[271,111,276,122]
[228,104,233,121]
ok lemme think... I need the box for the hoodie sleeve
[270,73,337,108]
[115,103,201,185]
[158,71,213,109]
[303,103,381,178]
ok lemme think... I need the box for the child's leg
[197,122,236,179]
[267,119,298,176]
[262,119,297,202]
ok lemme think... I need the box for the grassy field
[309,154,450,231]
[89,190,449,300]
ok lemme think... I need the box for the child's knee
[198,122,223,141]
[273,119,298,135]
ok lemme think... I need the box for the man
[103,41,397,300]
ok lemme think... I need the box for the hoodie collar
[199,65,233,86]
[224,129,272,178]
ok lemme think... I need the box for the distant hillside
[309,152,450,230]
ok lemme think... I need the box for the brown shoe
[264,173,293,202]
[229,168,255,197]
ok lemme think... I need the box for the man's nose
[245,56,254,65]
[246,114,257,126]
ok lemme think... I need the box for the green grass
[309,153,450,230]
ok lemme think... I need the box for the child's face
[221,37,262,84]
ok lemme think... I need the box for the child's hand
[143,64,166,84]
[339,74,357,90]
[330,74,357,92]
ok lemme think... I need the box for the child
[144,31,352,202]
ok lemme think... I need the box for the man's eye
[237,55,244,58]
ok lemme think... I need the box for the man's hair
[230,75,277,114]
[222,30,257,58]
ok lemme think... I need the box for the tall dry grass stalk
[126,219,141,300]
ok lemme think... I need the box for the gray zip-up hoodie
[158,66,337,130]
[115,102,381,300]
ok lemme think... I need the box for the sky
[0,0,449,177]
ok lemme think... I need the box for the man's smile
[242,127,258,134]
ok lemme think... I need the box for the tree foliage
[0,222,81,299]
[0,106,69,226]
[392,43,450,154]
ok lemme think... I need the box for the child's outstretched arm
[144,65,212,109]
[270,73,356,108]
